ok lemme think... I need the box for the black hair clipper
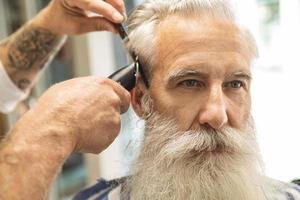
[108,23,149,91]
[108,62,136,91]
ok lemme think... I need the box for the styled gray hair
[125,0,258,80]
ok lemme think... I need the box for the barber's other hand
[22,77,130,154]
[33,0,125,34]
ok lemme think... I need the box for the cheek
[226,92,251,129]
[150,88,203,130]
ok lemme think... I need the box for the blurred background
[0,0,299,199]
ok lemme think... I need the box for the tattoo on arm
[0,24,66,90]
[8,27,57,70]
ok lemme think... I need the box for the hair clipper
[108,23,149,91]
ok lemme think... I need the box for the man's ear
[131,81,146,118]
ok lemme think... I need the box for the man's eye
[179,80,202,88]
[226,80,244,89]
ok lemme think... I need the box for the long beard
[126,96,268,200]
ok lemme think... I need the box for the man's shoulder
[72,177,129,200]
[263,177,300,199]
[72,176,300,200]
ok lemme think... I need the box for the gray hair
[125,0,258,80]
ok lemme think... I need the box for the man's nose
[198,86,228,130]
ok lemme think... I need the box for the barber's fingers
[79,16,118,33]
[111,80,131,114]
[69,0,125,23]
[98,78,131,113]
[105,0,126,15]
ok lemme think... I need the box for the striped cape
[73,177,300,200]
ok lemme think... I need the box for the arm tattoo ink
[17,79,31,90]
[0,23,66,90]
[8,27,57,70]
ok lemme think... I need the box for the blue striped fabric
[73,177,300,200]
[73,177,126,200]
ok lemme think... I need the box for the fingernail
[113,12,124,22]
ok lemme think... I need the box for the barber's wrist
[31,2,67,37]
[30,4,67,38]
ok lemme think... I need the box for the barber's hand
[22,77,130,154]
[33,0,126,34]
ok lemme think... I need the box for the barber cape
[73,176,300,200]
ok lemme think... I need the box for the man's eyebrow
[229,71,252,80]
[166,69,208,83]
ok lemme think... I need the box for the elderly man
[74,0,300,199]
[1,0,300,200]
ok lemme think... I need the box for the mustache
[164,126,253,154]
[143,112,257,163]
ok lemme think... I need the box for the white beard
[126,110,269,200]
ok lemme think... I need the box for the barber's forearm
[0,110,73,199]
[0,13,66,91]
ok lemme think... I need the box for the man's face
[147,15,252,131]
[129,15,264,200]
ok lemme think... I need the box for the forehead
[152,15,252,77]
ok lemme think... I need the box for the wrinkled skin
[132,15,252,131]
